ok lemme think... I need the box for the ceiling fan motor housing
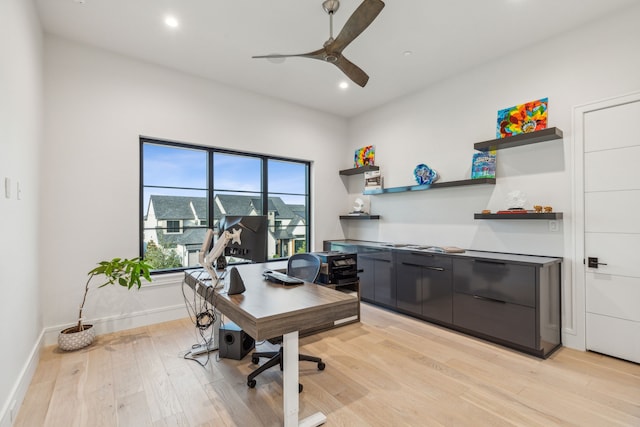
[322,0,340,14]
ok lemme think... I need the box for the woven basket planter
[58,324,95,351]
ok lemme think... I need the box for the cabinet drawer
[397,252,452,270]
[358,246,393,262]
[453,258,535,307]
[453,293,536,349]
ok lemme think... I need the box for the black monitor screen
[218,215,268,264]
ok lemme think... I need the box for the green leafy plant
[70,257,152,333]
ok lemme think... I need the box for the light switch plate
[4,177,10,199]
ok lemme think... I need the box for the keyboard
[262,270,304,285]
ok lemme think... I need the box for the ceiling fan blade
[330,0,385,53]
[252,48,326,61]
[333,54,369,87]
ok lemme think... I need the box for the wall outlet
[548,220,559,232]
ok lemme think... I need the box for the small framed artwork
[471,150,497,179]
[354,145,375,167]
[497,97,548,138]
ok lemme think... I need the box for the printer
[312,251,358,285]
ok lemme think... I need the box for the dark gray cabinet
[324,240,562,358]
[452,257,561,358]
[358,246,395,308]
[396,252,452,324]
[324,241,395,308]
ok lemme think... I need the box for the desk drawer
[453,292,536,349]
[453,258,535,307]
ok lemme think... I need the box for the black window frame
[139,136,311,274]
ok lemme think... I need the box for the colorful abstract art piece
[354,145,375,167]
[471,150,497,179]
[497,97,548,138]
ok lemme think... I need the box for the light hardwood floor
[15,303,640,426]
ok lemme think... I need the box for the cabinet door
[374,259,395,307]
[422,264,453,324]
[358,256,376,301]
[396,261,422,315]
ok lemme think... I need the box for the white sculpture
[353,197,365,213]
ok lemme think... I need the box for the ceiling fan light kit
[252,0,385,87]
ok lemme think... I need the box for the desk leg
[282,331,327,427]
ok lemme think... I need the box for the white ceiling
[35,0,638,118]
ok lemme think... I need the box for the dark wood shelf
[473,127,563,151]
[339,215,381,220]
[363,178,495,195]
[339,165,380,176]
[474,212,563,220]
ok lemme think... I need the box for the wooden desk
[184,262,359,427]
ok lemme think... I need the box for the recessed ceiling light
[164,16,179,28]
[403,50,413,57]
[339,81,349,90]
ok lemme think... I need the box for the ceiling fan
[252,0,385,87]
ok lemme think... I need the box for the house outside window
[141,138,311,273]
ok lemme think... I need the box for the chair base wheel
[318,362,326,370]
[248,379,256,388]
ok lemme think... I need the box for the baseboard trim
[1,304,189,427]
[43,303,188,346]
[0,329,44,427]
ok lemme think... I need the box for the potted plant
[58,257,152,351]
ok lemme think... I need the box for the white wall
[345,4,640,350]
[0,1,43,425]
[41,36,349,343]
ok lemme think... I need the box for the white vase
[58,324,95,351]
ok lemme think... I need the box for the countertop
[325,239,562,267]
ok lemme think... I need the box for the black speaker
[218,321,254,360]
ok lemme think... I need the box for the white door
[583,98,640,363]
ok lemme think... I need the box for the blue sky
[142,143,307,213]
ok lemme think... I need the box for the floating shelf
[339,215,381,220]
[339,165,380,176]
[473,127,563,152]
[363,178,495,195]
[474,212,563,220]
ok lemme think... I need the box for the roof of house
[156,227,208,249]
[146,194,306,247]
[215,194,259,216]
[147,195,207,221]
[215,194,300,220]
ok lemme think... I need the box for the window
[140,138,311,273]
[166,220,181,234]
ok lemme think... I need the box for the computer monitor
[218,215,268,263]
